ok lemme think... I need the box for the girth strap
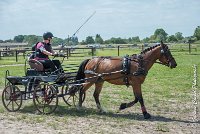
[122,55,131,86]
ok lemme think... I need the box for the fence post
[142,45,144,51]
[69,48,71,57]
[188,39,191,54]
[0,51,1,60]
[91,48,94,56]
[189,42,191,54]
[66,48,69,59]
[23,51,25,59]
[15,50,18,62]
[118,46,120,56]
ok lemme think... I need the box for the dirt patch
[0,85,199,134]
[0,103,199,134]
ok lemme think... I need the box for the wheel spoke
[6,100,12,107]
[42,104,45,113]
[66,96,72,102]
[14,100,20,107]
[12,101,14,111]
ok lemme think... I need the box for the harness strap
[122,55,131,86]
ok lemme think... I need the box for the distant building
[0,43,28,49]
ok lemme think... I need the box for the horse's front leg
[134,84,151,119]
[119,84,151,119]
[119,94,138,110]
[137,94,151,119]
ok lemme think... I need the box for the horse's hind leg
[78,82,94,108]
[93,82,106,113]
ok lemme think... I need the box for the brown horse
[75,41,177,119]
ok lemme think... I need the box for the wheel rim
[33,83,58,114]
[2,85,22,112]
[62,85,85,107]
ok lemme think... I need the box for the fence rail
[0,44,199,62]
[0,47,95,62]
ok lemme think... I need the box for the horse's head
[159,41,177,68]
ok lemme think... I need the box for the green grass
[0,44,199,133]
[0,55,26,65]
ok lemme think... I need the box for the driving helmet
[43,32,54,40]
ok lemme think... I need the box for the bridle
[156,44,174,67]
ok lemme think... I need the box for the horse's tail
[76,59,90,81]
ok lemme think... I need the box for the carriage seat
[28,59,51,72]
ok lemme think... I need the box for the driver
[34,32,61,72]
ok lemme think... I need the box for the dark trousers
[39,60,56,71]
[39,60,62,72]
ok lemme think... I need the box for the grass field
[0,44,199,133]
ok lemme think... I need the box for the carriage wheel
[33,83,58,114]
[2,85,22,112]
[62,85,86,107]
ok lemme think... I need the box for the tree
[154,28,168,42]
[109,37,126,44]
[67,36,78,46]
[131,36,140,43]
[51,37,65,46]
[85,36,95,44]
[95,34,103,44]
[80,40,87,45]
[142,37,150,43]
[167,35,177,42]
[14,35,24,43]
[194,26,200,40]
[175,32,184,41]
[149,35,156,43]
[23,35,42,46]
[4,39,13,43]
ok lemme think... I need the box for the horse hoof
[99,109,107,114]
[119,103,127,110]
[143,112,151,119]
[76,105,82,111]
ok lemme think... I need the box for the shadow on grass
[18,104,199,124]
[187,53,200,55]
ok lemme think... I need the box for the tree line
[0,26,200,46]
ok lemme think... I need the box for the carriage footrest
[6,76,28,85]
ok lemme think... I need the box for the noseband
[158,45,174,66]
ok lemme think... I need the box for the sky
[0,0,199,41]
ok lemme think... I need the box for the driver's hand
[53,52,59,56]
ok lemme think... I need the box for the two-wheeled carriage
[2,53,85,114]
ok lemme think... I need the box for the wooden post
[189,42,191,53]
[118,46,120,56]
[15,50,18,62]
[69,48,71,57]
[142,45,144,51]
[92,47,94,56]
[23,50,25,59]
[188,39,191,54]
[0,51,1,60]
[66,48,69,59]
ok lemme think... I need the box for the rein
[155,61,169,67]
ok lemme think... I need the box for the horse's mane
[140,44,161,54]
